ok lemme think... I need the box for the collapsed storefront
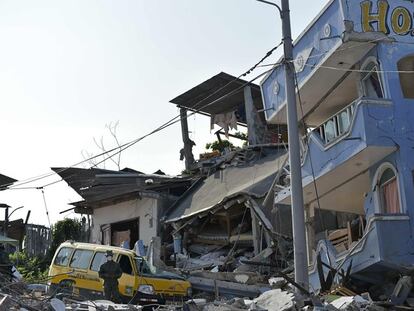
[163,148,290,273]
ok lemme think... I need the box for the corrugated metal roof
[52,167,192,206]
[165,150,288,223]
[0,173,17,190]
[0,234,19,246]
[170,72,264,125]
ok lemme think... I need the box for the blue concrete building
[261,0,414,293]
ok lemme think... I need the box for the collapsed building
[164,147,288,269]
[53,167,192,248]
[54,0,414,301]
[259,0,414,298]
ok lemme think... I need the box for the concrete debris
[27,284,48,293]
[329,295,370,310]
[0,294,13,311]
[50,298,65,311]
[268,277,287,288]
[253,289,296,311]
[188,275,270,299]
[389,275,412,306]
[190,271,267,286]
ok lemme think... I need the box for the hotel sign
[361,0,414,35]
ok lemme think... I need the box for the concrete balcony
[309,214,414,290]
[275,98,397,214]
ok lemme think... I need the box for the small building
[261,0,414,294]
[54,167,192,249]
[170,72,287,173]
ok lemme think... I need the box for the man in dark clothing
[0,244,12,282]
[98,250,123,303]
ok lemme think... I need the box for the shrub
[9,251,48,283]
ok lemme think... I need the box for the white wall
[90,196,159,247]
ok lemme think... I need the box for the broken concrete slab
[329,295,370,310]
[234,247,274,272]
[50,298,66,311]
[253,289,296,311]
[189,276,270,299]
[190,271,266,285]
[269,277,288,288]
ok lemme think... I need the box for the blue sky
[0,0,329,225]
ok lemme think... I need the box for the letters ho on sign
[361,0,414,35]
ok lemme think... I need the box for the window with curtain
[398,56,414,99]
[379,168,400,214]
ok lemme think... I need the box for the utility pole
[257,0,309,290]
[281,0,309,290]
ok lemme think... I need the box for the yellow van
[48,242,191,303]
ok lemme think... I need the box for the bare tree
[81,121,123,170]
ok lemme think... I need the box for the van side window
[54,247,73,266]
[119,255,133,275]
[70,250,93,269]
[90,252,106,271]
[136,257,152,275]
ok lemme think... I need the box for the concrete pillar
[305,205,316,264]
[244,86,266,146]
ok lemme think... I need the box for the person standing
[0,244,12,282]
[98,250,123,303]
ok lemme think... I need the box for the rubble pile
[0,276,142,311]
[184,288,389,311]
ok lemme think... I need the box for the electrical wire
[303,62,414,74]
[1,42,284,191]
[259,29,414,72]
[6,34,407,191]
[293,67,332,266]
[40,189,52,228]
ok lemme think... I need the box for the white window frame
[360,57,385,99]
[372,162,402,214]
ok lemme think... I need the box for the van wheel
[57,279,75,296]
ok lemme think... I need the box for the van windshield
[135,257,157,275]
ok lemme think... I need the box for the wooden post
[250,208,260,256]
[180,108,195,171]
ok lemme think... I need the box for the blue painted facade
[261,0,414,293]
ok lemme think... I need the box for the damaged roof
[170,72,264,125]
[0,173,17,190]
[52,167,192,208]
[165,149,288,223]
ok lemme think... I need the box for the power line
[3,43,284,191]
[293,68,332,266]
[303,63,414,74]
[89,65,281,170]
[259,32,414,72]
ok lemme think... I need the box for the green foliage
[233,131,248,141]
[234,131,248,147]
[205,140,234,152]
[47,218,82,262]
[9,251,48,283]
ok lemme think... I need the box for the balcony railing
[314,100,357,146]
